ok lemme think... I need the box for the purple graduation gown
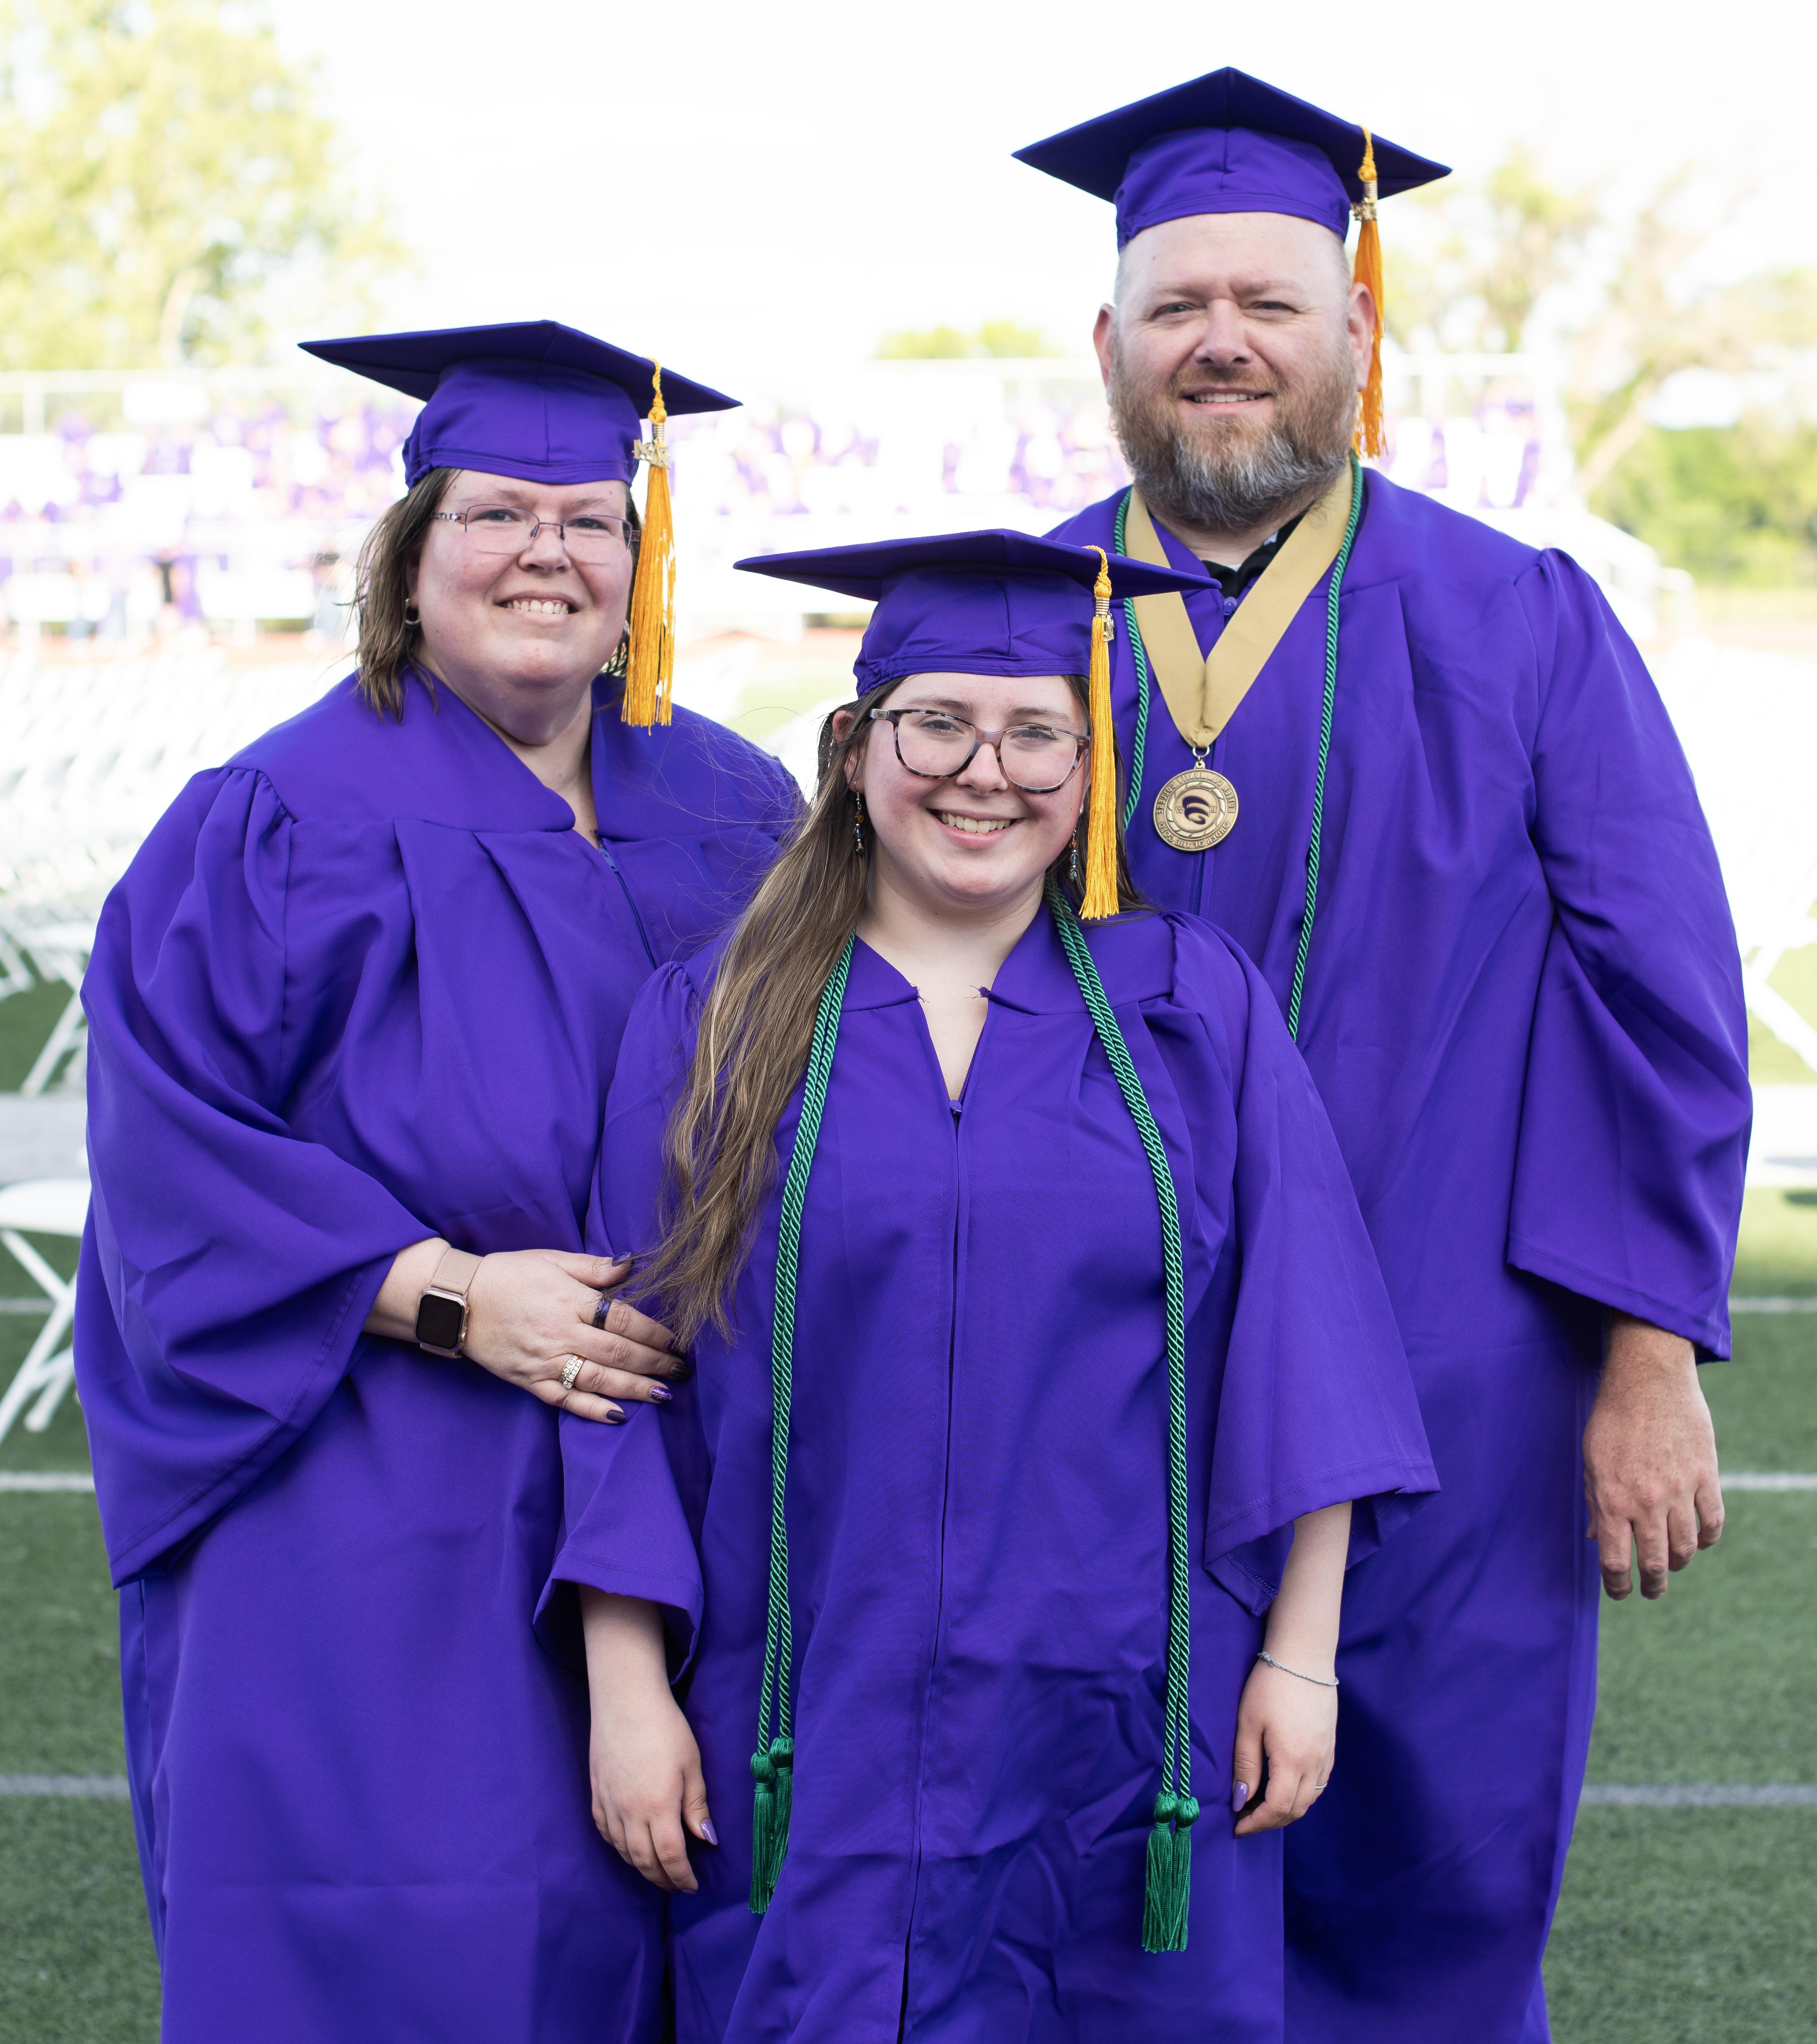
[543,904,1436,2042]
[1047,475,1750,2044]
[74,667,800,2044]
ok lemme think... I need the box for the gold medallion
[1153,766,1239,852]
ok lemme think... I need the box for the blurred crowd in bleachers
[0,359,1570,645]
[0,383,414,641]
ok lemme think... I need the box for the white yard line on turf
[0,1472,94,1491]
[1582,1785,1817,1806]
[0,1776,130,1798]
[1731,1297,1817,1312]
[0,1775,1810,1803]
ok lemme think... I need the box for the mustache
[1107,339,1355,533]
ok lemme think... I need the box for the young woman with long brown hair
[538,530,1435,2043]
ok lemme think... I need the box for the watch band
[430,1246,482,1298]
[415,1245,483,1358]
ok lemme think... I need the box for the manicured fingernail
[604,1408,626,1426]
[700,1819,718,1846]
[648,1385,673,1405]
[668,1360,694,1382]
[1232,1783,1250,1812]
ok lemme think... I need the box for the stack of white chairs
[1655,637,1817,1077]
[0,648,338,1094]
[0,1177,89,1444]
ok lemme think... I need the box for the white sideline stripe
[4,1469,1815,1495]
[8,1778,1812,1806]
[4,1289,1812,1316]
[0,1776,130,1799]
[1583,1784,1817,1807]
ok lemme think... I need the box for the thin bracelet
[1256,1650,1339,1690]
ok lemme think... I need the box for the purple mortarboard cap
[1014,68,1447,248]
[299,321,739,488]
[736,529,1213,696]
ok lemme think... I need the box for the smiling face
[846,672,1090,922]
[1094,211,1372,544]
[406,469,633,743]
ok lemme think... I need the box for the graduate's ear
[832,709,862,790]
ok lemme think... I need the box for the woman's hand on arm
[581,1588,714,1892]
[363,1240,688,1424]
[1232,1500,1350,1838]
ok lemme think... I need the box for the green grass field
[1,981,1814,2039]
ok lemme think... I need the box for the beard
[1108,330,1358,537]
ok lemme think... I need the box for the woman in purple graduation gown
[74,321,801,2044]
[542,532,1438,2042]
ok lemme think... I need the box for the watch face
[415,1292,466,1352]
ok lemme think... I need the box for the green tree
[1592,417,1817,587]
[0,0,398,369]
[1386,145,1595,354]
[875,319,1056,360]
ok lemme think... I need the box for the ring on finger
[592,1292,612,1331]
[560,1355,585,1393]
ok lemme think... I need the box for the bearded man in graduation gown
[1022,70,1750,2044]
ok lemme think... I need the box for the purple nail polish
[604,1409,626,1426]
[1232,1783,1250,1813]
[648,1385,673,1405]
[700,1819,719,1846]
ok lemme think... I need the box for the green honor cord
[1111,455,1364,1040]
[750,900,1197,1952]
[749,932,854,1913]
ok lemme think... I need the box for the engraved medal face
[1153,766,1239,851]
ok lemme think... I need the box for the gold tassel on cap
[1351,129,1386,460]
[1080,547,1121,922]
[623,365,676,727]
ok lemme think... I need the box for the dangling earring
[402,598,421,628]
[852,794,867,857]
[1069,826,1082,887]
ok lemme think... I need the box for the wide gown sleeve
[1167,925,1438,1616]
[1507,554,1750,1356]
[76,768,428,1583]
[538,962,706,1673]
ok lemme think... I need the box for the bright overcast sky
[274,0,1814,395]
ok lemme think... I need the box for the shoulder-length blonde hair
[350,469,641,718]
[640,673,1141,1344]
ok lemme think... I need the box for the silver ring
[560,1355,585,1393]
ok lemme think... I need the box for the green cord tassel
[1140,1790,1199,1953]
[749,1736,795,1914]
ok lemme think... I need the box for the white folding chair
[0,1178,91,1443]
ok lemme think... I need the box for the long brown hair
[642,672,1142,1344]
[351,470,642,718]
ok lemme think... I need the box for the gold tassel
[623,365,676,727]
[1080,547,1120,921]
[1351,129,1386,460]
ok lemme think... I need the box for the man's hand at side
[1582,1314,1724,1600]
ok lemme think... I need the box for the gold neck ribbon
[1120,461,1354,752]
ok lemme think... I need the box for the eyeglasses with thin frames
[869,705,1090,794]
[430,502,631,562]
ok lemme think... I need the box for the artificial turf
[0,982,1813,2037]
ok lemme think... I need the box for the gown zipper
[595,839,657,970]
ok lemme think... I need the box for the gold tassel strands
[1351,129,1386,460]
[1080,547,1121,921]
[623,365,677,727]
